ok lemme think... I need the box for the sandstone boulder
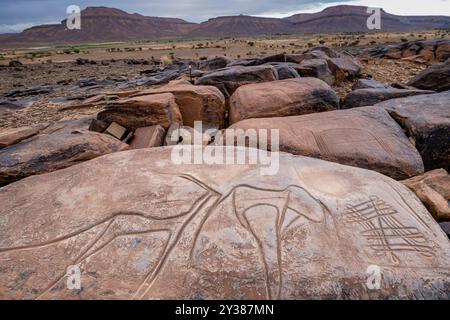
[0,118,128,187]
[342,88,435,109]
[0,147,448,299]
[287,48,361,84]
[130,83,226,128]
[227,54,286,67]
[0,123,49,149]
[129,125,166,149]
[229,78,339,124]
[195,65,278,97]
[229,107,424,179]
[299,59,335,85]
[266,63,300,80]
[369,39,450,62]
[0,99,34,115]
[96,93,182,131]
[196,57,231,71]
[436,41,450,62]
[327,55,361,83]
[402,169,450,222]
[307,47,361,83]
[407,59,450,92]
[376,91,450,172]
[352,79,392,90]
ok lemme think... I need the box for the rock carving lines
[190,183,327,300]
[344,196,435,265]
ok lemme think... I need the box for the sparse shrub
[401,38,408,42]
[248,41,255,47]
[73,48,80,54]
[199,56,208,61]
[160,55,173,66]
[319,40,326,45]
[307,42,314,48]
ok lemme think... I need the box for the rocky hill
[4,7,196,44]
[285,5,450,33]
[2,5,450,45]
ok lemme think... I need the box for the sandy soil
[0,31,437,129]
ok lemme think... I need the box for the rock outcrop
[352,79,392,90]
[402,169,450,222]
[342,88,434,109]
[229,107,424,179]
[0,147,448,299]
[229,78,339,124]
[195,65,278,97]
[376,91,450,172]
[369,39,450,62]
[407,59,450,92]
[0,123,49,149]
[0,118,128,187]
[129,125,166,149]
[96,93,182,131]
[131,83,226,128]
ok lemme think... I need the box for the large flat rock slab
[0,148,448,299]
[0,118,128,187]
[229,78,339,124]
[375,91,450,172]
[229,107,424,179]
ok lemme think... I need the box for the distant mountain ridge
[285,5,450,33]
[2,5,450,45]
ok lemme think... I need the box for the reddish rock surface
[229,107,424,179]
[229,78,339,124]
[0,147,448,299]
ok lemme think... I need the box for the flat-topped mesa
[0,147,448,299]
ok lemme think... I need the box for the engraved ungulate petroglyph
[231,185,327,299]
[0,148,449,299]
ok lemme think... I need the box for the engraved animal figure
[344,196,435,265]
[0,174,219,299]
[230,185,327,299]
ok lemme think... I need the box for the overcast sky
[1,0,449,33]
